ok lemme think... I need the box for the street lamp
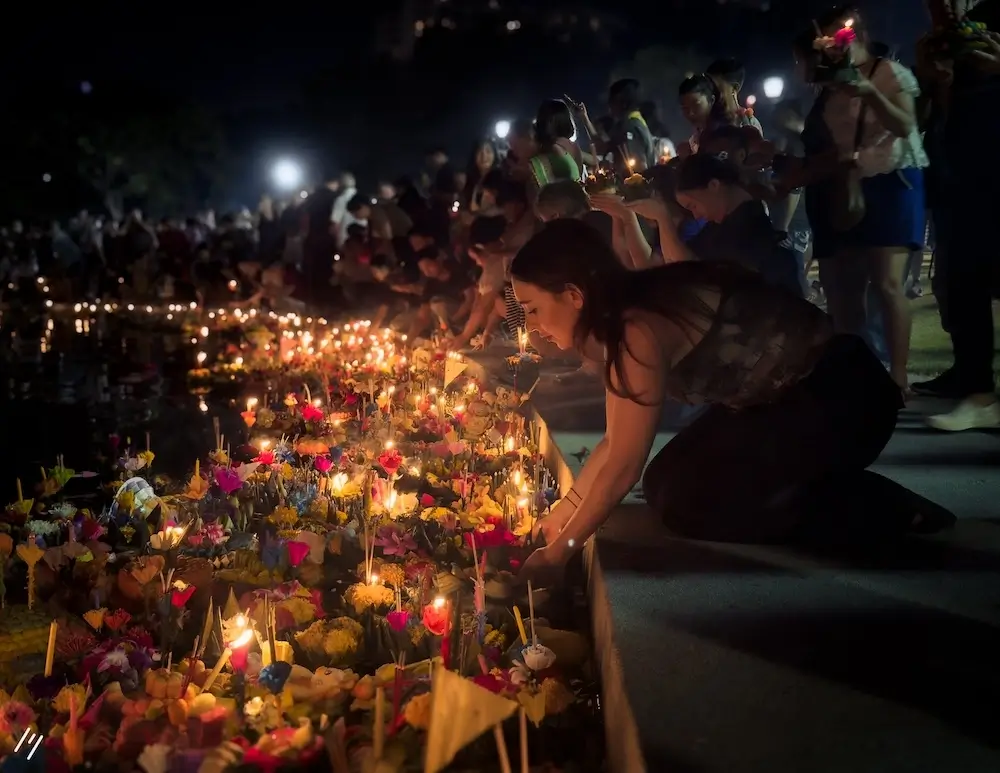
[762,76,785,100]
[494,120,511,140]
[271,160,303,191]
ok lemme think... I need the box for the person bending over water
[513,219,953,583]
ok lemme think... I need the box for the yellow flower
[403,693,432,730]
[83,608,107,631]
[53,684,87,714]
[344,583,394,616]
[378,563,406,589]
[116,491,136,514]
[269,506,299,529]
[279,597,318,626]
[137,451,155,467]
[419,506,451,522]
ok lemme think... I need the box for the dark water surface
[0,306,246,496]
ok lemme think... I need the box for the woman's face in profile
[676,181,726,223]
[511,278,582,351]
[680,92,712,128]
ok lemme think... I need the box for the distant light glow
[762,76,785,99]
[272,160,303,190]
[494,119,511,139]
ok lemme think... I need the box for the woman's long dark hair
[678,74,736,128]
[534,99,577,152]
[509,219,717,402]
[461,139,499,208]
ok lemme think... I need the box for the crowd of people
[2,3,998,437]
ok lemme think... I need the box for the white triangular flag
[424,668,517,773]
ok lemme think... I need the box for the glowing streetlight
[494,120,511,140]
[762,76,785,100]
[271,160,303,190]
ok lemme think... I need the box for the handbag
[829,58,883,232]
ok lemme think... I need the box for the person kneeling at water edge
[514,219,954,584]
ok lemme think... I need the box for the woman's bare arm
[547,320,665,561]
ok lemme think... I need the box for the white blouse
[822,59,929,178]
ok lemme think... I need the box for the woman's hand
[968,32,1000,75]
[625,197,671,223]
[838,75,876,99]
[589,193,630,219]
[531,498,576,544]
[517,546,566,587]
[563,94,589,122]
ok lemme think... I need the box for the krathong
[0,307,600,772]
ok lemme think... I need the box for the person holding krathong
[512,219,954,585]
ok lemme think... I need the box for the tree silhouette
[15,83,230,219]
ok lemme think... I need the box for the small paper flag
[444,359,469,389]
[424,667,517,773]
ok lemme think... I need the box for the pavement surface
[476,347,1000,773]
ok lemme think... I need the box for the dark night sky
[4,0,929,211]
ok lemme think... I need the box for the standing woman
[798,6,929,394]
[528,99,597,190]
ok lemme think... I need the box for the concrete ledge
[528,400,648,773]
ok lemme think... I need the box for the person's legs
[818,253,867,337]
[929,207,951,332]
[641,337,912,543]
[868,246,913,390]
[925,191,999,428]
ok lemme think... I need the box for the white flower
[99,649,131,673]
[49,503,78,519]
[244,696,265,718]
[522,644,556,672]
[509,660,532,686]
[137,743,172,773]
[25,520,60,537]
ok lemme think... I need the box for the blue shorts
[809,167,926,260]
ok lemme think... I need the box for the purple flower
[375,526,417,557]
[215,467,243,495]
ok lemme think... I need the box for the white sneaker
[926,398,1000,432]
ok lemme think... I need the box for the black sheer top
[640,262,832,408]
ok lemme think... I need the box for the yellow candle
[194,458,200,478]
[44,621,57,677]
[16,479,23,503]
[512,606,528,646]
[260,641,294,667]
[201,648,232,692]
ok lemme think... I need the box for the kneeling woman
[513,219,951,580]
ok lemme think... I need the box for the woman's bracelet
[563,488,582,507]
